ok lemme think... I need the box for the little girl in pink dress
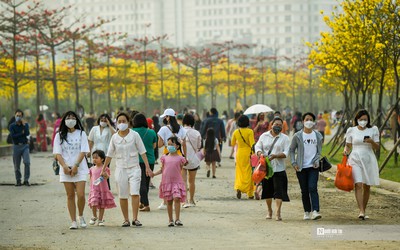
[154,136,187,227]
[88,150,116,226]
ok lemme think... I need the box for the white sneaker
[190,202,196,207]
[158,203,167,210]
[98,220,105,226]
[69,221,78,229]
[311,210,321,220]
[303,212,311,220]
[89,217,97,225]
[79,216,87,228]
[182,203,190,208]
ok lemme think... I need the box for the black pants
[140,162,155,206]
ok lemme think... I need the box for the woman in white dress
[53,111,90,229]
[344,109,380,220]
[182,114,202,208]
[88,114,115,189]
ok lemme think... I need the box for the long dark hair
[132,113,148,128]
[165,116,180,133]
[354,109,372,128]
[58,111,85,145]
[204,128,216,153]
[96,113,114,127]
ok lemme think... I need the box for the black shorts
[186,166,200,172]
[261,171,290,202]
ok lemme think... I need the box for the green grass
[321,142,400,183]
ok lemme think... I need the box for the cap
[160,108,175,118]
[176,113,184,120]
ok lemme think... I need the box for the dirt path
[0,145,399,249]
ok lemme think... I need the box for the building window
[285,37,292,43]
[285,4,291,11]
[285,15,291,22]
[285,26,291,32]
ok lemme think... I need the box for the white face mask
[100,121,108,127]
[358,120,368,128]
[65,119,77,128]
[117,123,128,131]
[304,121,315,129]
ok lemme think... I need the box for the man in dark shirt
[9,109,31,186]
[200,108,226,166]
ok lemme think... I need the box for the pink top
[51,118,62,147]
[316,119,327,132]
[159,154,186,202]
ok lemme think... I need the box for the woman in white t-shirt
[53,111,90,230]
[102,112,153,227]
[88,113,115,156]
[289,112,323,221]
[344,109,380,220]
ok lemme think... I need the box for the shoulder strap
[238,129,251,148]
[186,130,197,152]
[267,136,280,156]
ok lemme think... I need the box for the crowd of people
[6,106,381,228]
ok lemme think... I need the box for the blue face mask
[15,116,21,122]
[167,145,177,153]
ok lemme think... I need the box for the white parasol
[243,104,274,115]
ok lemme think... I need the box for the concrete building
[42,0,337,56]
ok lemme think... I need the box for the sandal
[132,219,142,227]
[276,215,282,221]
[358,213,365,220]
[122,220,130,227]
[175,220,183,226]
[236,190,241,199]
[168,221,175,227]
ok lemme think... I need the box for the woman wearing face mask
[88,114,115,189]
[53,111,90,229]
[344,109,379,220]
[157,108,187,209]
[289,112,323,221]
[88,114,115,161]
[255,116,290,220]
[102,112,153,227]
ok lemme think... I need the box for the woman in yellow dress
[322,111,331,136]
[231,115,255,199]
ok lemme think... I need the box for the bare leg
[266,198,273,218]
[275,199,282,220]
[181,169,188,203]
[188,170,197,203]
[75,181,86,216]
[64,183,76,221]
[99,208,105,221]
[354,183,365,215]
[167,200,173,222]
[229,146,234,158]
[174,198,181,221]
[131,195,140,221]
[211,161,216,177]
[91,207,97,218]
[362,184,370,214]
[120,199,129,221]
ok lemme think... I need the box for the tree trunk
[195,68,199,113]
[107,54,112,113]
[51,46,59,113]
[73,39,80,111]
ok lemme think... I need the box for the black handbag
[319,156,332,172]
[52,160,60,175]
